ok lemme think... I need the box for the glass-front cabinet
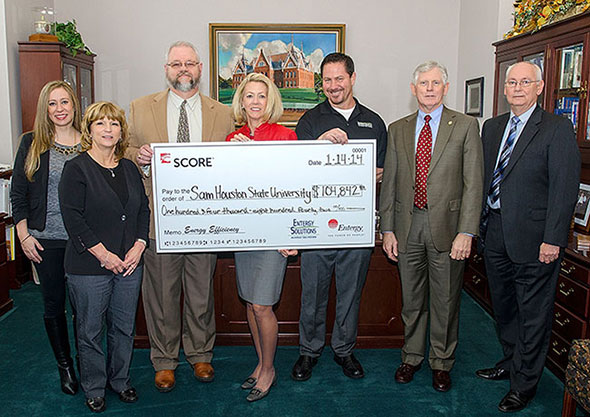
[552,42,585,138]
[493,14,590,153]
[18,42,95,132]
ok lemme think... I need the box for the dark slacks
[142,241,216,370]
[484,210,560,397]
[397,208,465,371]
[299,247,372,357]
[67,267,142,398]
[33,240,68,318]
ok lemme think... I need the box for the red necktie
[414,115,432,209]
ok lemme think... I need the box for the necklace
[107,168,115,178]
[52,142,80,155]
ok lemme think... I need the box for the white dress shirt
[167,90,202,143]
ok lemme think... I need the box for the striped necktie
[177,100,190,143]
[488,115,520,206]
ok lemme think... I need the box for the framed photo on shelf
[574,183,590,232]
[464,77,484,117]
[209,23,345,125]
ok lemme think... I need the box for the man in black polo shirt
[292,52,387,381]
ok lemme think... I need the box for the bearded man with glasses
[126,40,233,392]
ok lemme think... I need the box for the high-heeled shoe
[246,373,277,402]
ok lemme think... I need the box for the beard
[166,71,200,92]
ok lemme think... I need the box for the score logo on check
[160,153,171,164]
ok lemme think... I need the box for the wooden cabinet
[0,213,14,316]
[464,245,590,382]
[546,251,590,379]
[18,41,95,132]
[134,237,404,349]
[0,171,32,289]
[493,12,590,168]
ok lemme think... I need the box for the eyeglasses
[505,79,540,88]
[166,61,200,70]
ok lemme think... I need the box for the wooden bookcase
[18,41,95,132]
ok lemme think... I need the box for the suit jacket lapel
[429,106,454,174]
[402,112,417,181]
[503,106,542,179]
[150,90,168,142]
[201,93,217,142]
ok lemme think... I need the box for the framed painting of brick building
[209,23,345,125]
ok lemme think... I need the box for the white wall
[3,0,516,160]
[454,0,516,124]
[2,0,53,164]
[0,0,13,165]
[52,0,463,123]
[456,0,499,123]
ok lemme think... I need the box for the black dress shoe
[291,355,318,381]
[432,370,451,392]
[86,397,106,413]
[498,390,531,413]
[476,367,510,381]
[334,353,364,379]
[118,387,138,403]
[395,363,421,384]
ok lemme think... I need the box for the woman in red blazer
[226,73,297,402]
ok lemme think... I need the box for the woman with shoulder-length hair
[226,72,297,402]
[11,80,82,395]
[59,101,150,413]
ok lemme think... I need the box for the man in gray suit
[380,61,483,392]
[476,61,580,413]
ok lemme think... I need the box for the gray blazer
[380,106,484,252]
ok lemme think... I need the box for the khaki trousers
[142,241,216,371]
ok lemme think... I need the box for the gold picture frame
[209,23,345,125]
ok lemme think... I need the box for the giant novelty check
[151,140,376,253]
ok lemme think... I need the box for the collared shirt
[487,103,537,209]
[414,104,443,153]
[295,98,387,167]
[166,90,202,143]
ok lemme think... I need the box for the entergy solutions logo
[328,219,339,229]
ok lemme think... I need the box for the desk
[134,237,404,348]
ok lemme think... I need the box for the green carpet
[0,282,564,416]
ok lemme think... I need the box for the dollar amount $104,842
[312,184,365,198]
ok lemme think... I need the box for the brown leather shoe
[395,363,421,384]
[193,362,215,382]
[432,370,451,392]
[155,370,175,393]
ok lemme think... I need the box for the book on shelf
[554,96,579,130]
[573,49,583,88]
[560,49,574,89]
[5,224,15,261]
[0,179,10,216]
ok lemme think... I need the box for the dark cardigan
[59,152,150,275]
[10,132,51,230]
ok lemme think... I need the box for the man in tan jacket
[126,41,233,392]
[380,61,483,393]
